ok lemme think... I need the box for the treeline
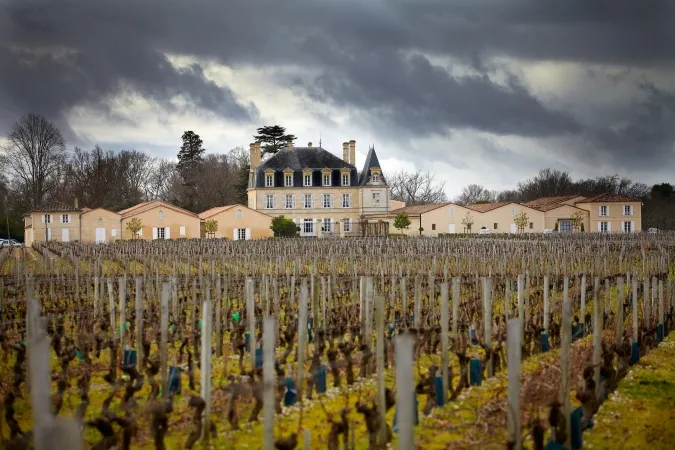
[0,113,250,240]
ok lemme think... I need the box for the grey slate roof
[253,146,359,188]
[358,146,386,186]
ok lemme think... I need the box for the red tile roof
[577,193,639,203]
[523,195,586,212]
[29,201,81,213]
[390,203,452,215]
[465,202,511,213]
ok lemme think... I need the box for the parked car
[0,239,22,247]
[647,228,659,234]
[543,229,556,234]
[478,228,490,235]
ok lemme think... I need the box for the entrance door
[448,224,456,234]
[62,228,70,242]
[96,228,106,243]
[510,223,517,234]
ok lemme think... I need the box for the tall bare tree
[455,184,497,205]
[388,170,447,205]
[1,113,67,207]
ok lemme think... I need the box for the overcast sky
[1,0,674,197]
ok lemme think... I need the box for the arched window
[97,217,103,225]
[158,210,164,220]
[372,173,379,183]
[236,209,243,220]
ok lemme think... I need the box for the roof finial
[319,132,322,148]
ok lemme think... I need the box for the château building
[247,139,395,236]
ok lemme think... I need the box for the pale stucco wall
[250,187,363,234]
[28,212,81,244]
[121,205,201,240]
[576,201,642,232]
[543,205,590,231]
[473,204,545,233]
[202,206,274,240]
[81,208,122,243]
[421,204,476,235]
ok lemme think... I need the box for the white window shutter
[330,194,334,208]
[631,221,635,232]
[42,215,45,224]
[349,194,353,208]
[597,222,601,232]
[68,214,71,223]
[152,227,158,240]
[630,205,634,216]
[607,222,612,233]
[233,228,239,240]
[47,228,52,240]
[292,195,296,209]
[312,194,315,208]
[245,228,251,240]
[165,227,171,239]
[59,215,62,224]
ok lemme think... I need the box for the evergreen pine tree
[254,125,297,157]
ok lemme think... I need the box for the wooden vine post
[507,318,521,450]
[395,332,414,449]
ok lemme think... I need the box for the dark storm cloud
[1,0,674,172]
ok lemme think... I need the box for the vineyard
[0,234,673,449]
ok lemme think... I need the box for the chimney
[250,142,261,169]
[287,139,293,148]
[74,198,79,209]
[349,140,356,167]
[342,142,350,163]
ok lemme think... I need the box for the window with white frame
[623,221,631,233]
[303,173,312,186]
[111,228,117,237]
[342,173,350,186]
[236,209,243,219]
[157,227,166,239]
[265,174,274,187]
[323,173,331,186]
[372,173,379,183]
[510,207,516,217]
[322,218,332,232]
[343,218,351,232]
[450,207,454,218]
[180,226,186,236]
[285,194,294,209]
[342,193,351,208]
[372,192,380,206]
[44,214,52,224]
[285,174,293,187]
[303,194,312,208]
[623,205,632,216]
[158,210,164,220]
[600,221,608,233]
[303,219,314,234]
[61,214,69,224]
[322,194,332,208]
[600,205,608,216]
[238,228,247,240]
[265,194,274,209]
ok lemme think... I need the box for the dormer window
[323,173,331,187]
[284,174,293,187]
[342,173,350,186]
[372,173,379,184]
[265,174,274,187]
[303,173,312,187]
